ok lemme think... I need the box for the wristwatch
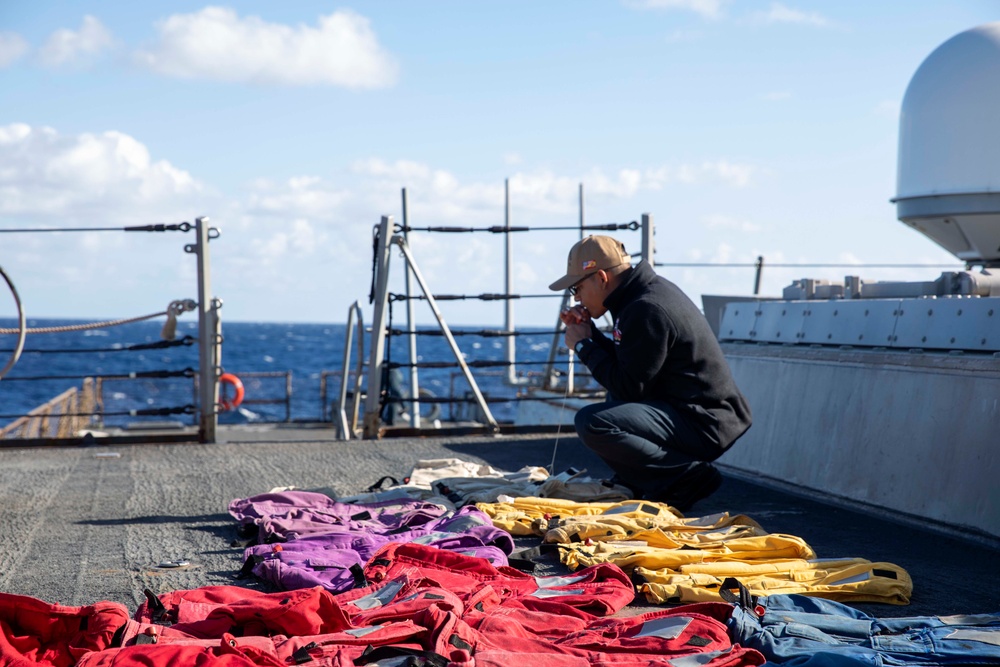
[574,338,590,355]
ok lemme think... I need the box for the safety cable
[389,292,558,302]
[382,392,604,405]
[387,327,561,338]
[0,405,196,420]
[0,368,195,382]
[394,221,639,234]
[655,261,963,269]
[0,335,197,355]
[385,359,590,370]
[0,223,194,234]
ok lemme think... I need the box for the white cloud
[249,218,323,263]
[624,0,729,20]
[135,7,398,88]
[754,3,832,27]
[0,125,767,323]
[350,159,758,223]
[644,160,756,188]
[0,124,217,317]
[0,123,207,221]
[0,32,29,68]
[38,16,114,67]
[244,176,351,219]
[703,160,755,187]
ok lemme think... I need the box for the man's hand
[560,305,591,326]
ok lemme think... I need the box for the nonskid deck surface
[0,425,996,618]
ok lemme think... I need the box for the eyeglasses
[568,273,595,296]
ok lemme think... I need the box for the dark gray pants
[574,399,723,497]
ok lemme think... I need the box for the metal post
[193,216,217,444]
[210,296,223,424]
[401,189,421,427]
[504,178,524,386]
[754,255,764,295]
[393,237,500,432]
[350,309,365,435]
[336,302,359,438]
[363,216,393,439]
[640,213,654,265]
[284,372,292,422]
[543,184,587,390]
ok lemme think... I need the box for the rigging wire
[0,405,196,420]
[0,223,195,234]
[388,292,559,302]
[382,392,604,405]
[0,368,195,382]
[655,261,964,269]
[394,221,639,234]
[387,327,562,338]
[385,359,587,369]
[0,335,197,355]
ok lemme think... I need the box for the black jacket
[576,261,752,451]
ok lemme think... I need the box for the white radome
[895,22,1000,265]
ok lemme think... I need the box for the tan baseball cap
[548,235,631,291]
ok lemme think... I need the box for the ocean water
[0,317,569,430]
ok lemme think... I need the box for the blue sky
[0,2,995,326]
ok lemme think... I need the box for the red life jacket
[0,592,129,667]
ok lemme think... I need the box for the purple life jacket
[229,492,451,543]
[240,517,511,593]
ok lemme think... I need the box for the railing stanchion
[402,189,421,427]
[336,301,364,439]
[504,178,523,387]
[363,216,393,439]
[641,213,654,264]
[193,216,218,444]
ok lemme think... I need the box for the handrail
[0,380,96,439]
[335,301,366,439]
[0,265,25,380]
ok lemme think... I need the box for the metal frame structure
[363,215,499,439]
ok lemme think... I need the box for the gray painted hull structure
[718,342,1000,541]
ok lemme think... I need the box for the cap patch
[582,259,597,270]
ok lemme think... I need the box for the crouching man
[550,235,752,511]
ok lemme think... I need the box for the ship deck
[0,424,997,620]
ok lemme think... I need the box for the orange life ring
[218,372,245,411]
